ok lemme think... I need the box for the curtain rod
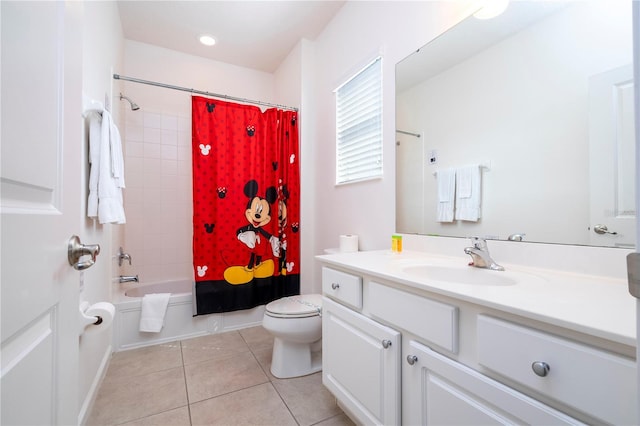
[113,74,298,112]
[396,129,421,138]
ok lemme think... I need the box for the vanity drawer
[477,315,637,425]
[322,267,362,309]
[368,282,458,353]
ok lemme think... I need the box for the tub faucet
[464,237,504,271]
[119,275,139,283]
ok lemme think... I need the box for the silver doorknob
[381,339,392,349]
[407,355,418,365]
[68,235,100,271]
[331,283,340,290]
[593,224,617,235]
[531,361,550,377]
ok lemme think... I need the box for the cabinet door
[322,297,401,425]
[403,340,582,425]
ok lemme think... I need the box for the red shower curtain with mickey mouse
[191,96,300,315]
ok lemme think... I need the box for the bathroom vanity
[317,246,637,425]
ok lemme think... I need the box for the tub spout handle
[118,247,132,266]
[119,275,139,283]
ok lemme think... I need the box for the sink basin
[402,265,517,286]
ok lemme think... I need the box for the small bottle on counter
[391,235,403,253]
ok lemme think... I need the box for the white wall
[79,1,123,423]
[275,38,318,293]
[308,1,475,290]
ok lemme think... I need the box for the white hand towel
[436,169,456,222]
[109,117,126,189]
[98,111,126,224]
[87,110,126,224]
[455,165,481,221]
[87,112,102,218]
[139,293,171,332]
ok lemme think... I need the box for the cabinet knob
[531,361,550,377]
[406,355,418,365]
[331,282,340,290]
[381,339,392,349]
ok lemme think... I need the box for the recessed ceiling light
[199,35,216,46]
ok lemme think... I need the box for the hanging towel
[139,293,171,332]
[455,165,481,221]
[436,168,456,222]
[87,110,126,224]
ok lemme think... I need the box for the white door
[1,2,84,424]
[632,3,640,423]
[589,65,636,247]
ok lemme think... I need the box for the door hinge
[627,253,640,299]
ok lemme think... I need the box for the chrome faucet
[508,233,526,242]
[464,237,504,271]
[118,247,132,266]
[119,275,139,283]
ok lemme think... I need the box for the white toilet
[262,294,323,379]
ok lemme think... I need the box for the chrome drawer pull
[406,355,418,365]
[381,339,392,349]
[532,361,550,377]
[331,282,340,290]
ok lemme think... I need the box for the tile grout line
[239,329,301,425]
[182,331,273,415]
[179,340,194,426]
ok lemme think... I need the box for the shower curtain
[191,96,300,315]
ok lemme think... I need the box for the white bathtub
[113,279,265,351]
[124,280,192,298]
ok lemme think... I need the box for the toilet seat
[265,294,322,319]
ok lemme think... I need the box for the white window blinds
[335,57,382,185]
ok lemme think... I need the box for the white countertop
[317,250,636,348]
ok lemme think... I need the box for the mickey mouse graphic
[223,179,280,285]
[277,184,290,275]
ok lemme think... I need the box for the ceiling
[117,1,346,73]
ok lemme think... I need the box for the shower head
[119,93,140,111]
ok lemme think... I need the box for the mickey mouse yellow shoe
[223,266,254,285]
[253,259,275,278]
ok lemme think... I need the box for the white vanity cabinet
[322,297,401,425]
[403,340,581,425]
[319,259,637,426]
[477,315,638,425]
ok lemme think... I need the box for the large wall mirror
[396,1,635,248]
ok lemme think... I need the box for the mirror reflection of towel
[456,165,481,221]
[436,169,456,222]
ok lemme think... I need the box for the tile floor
[87,326,354,426]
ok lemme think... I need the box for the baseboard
[77,344,112,426]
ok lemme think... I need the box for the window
[335,57,383,184]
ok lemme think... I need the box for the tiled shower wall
[120,110,193,283]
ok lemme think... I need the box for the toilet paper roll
[81,302,115,336]
[339,234,359,253]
